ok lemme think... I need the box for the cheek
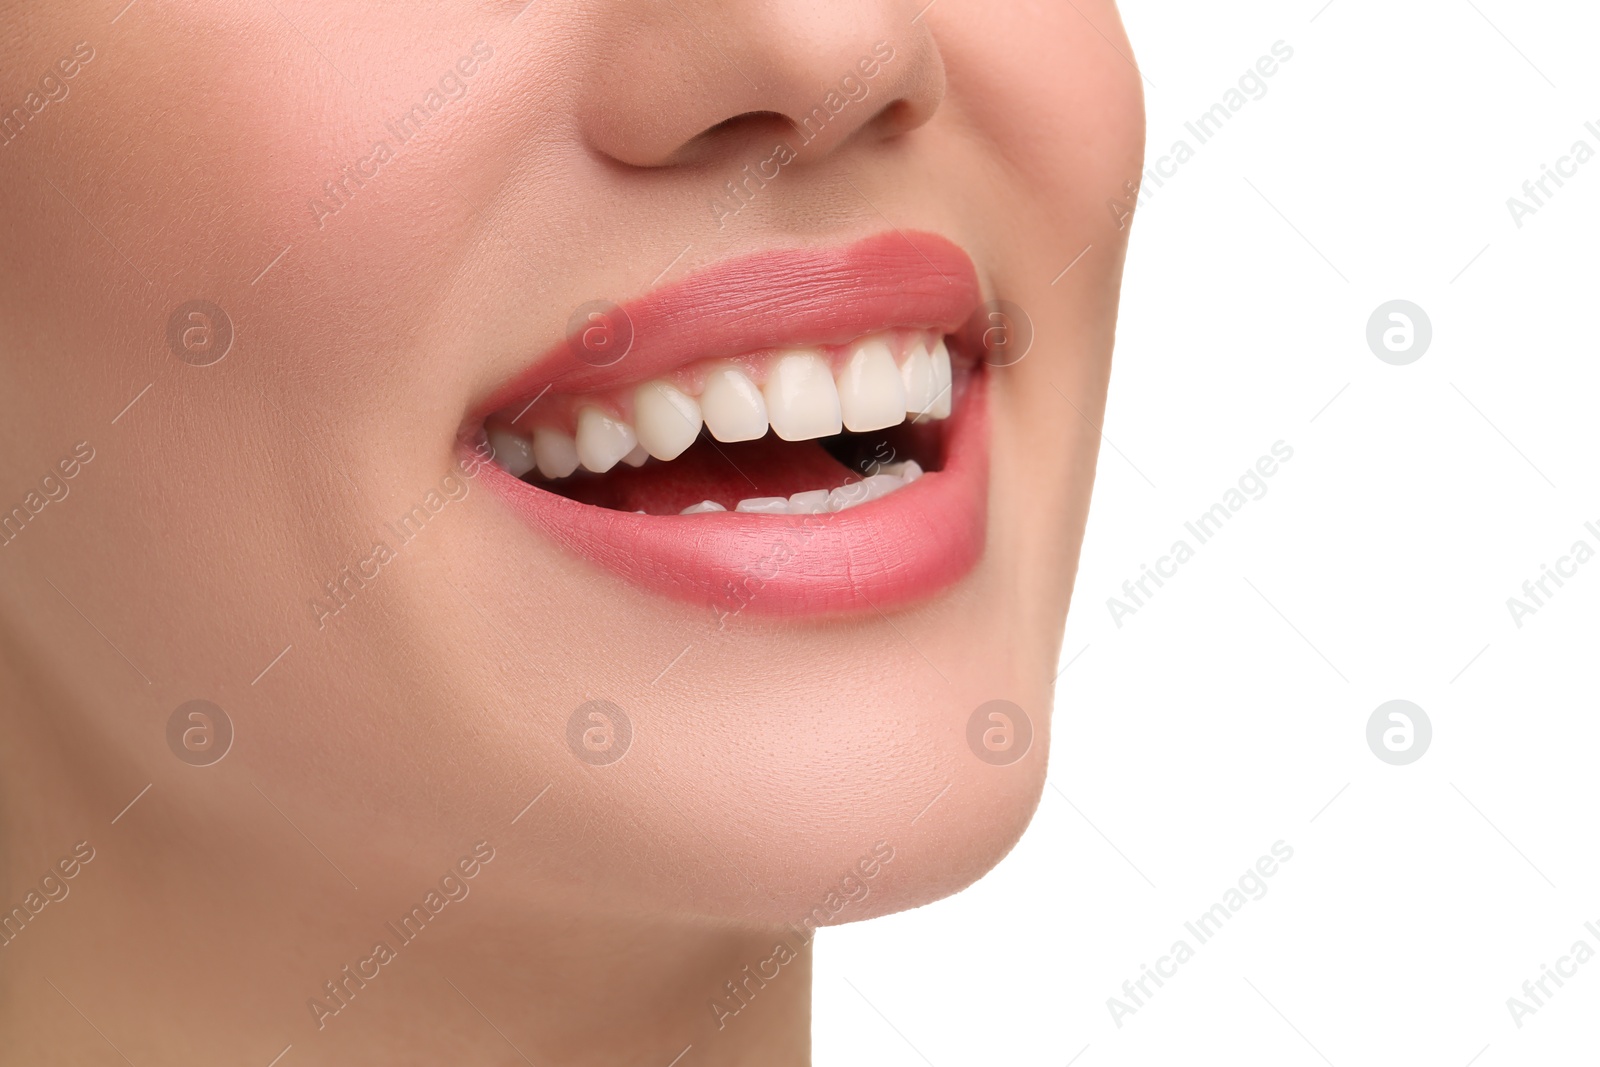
[938,1,1144,210]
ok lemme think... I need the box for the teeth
[700,366,770,443]
[837,339,908,432]
[575,406,638,473]
[495,330,955,487]
[901,341,937,422]
[788,489,830,514]
[533,427,580,479]
[881,459,923,483]
[734,497,790,514]
[488,426,537,477]
[633,381,703,460]
[828,473,904,512]
[857,473,905,502]
[928,338,952,419]
[763,351,842,442]
[669,465,927,518]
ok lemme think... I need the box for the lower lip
[475,369,989,617]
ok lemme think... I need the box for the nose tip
[576,5,945,170]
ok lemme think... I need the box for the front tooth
[734,496,789,514]
[575,407,637,473]
[929,338,952,419]
[700,367,769,442]
[487,426,537,477]
[680,500,726,514]
[788,489,829,514]
[533,427,580,479]
[901,341,936,421]
[633,381,702,460]
[763,351,842,441]
[837,338,908,432]
[622,444,649,467]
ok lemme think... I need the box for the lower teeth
[676,461,922,517]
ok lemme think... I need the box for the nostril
[703,111,789,138]
[870,98,923,141]
[674,111,796,165]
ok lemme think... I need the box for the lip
[472,231,989,616]
[475,230,982,414]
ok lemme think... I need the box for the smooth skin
[0,1,1143,1063]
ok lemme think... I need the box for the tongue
[550,436,860,515]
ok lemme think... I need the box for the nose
[577,0,946,168]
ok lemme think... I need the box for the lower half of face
[0,0,1142,927]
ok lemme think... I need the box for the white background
[817,1,1600,1063]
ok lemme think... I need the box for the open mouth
[482,328,961,517]
[470,231,990,616]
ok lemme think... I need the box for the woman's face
[0,0,1140,930]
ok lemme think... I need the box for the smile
[468,231,990,616]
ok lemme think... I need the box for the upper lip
[473,230,982,419]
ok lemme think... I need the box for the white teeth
[488,426,537,477]
[764,351,842,441]
[575,406,637,473]
[500,331,952,486]
[734,496,790,514]
[900,341,937,422]
[700,366,769,443]
[827,473,905,513]
[881,459,923,483]
[672,469,921,518]
[633,381,702,460]
[857,473,904,501]
[928,338,952,419]
[826,484,864,512]
[788,489,830,514]
[533,427,580,479]
[837,339,908,432]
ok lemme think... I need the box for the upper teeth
[485,328,953,480]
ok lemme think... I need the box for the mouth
[468,231,989,617]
